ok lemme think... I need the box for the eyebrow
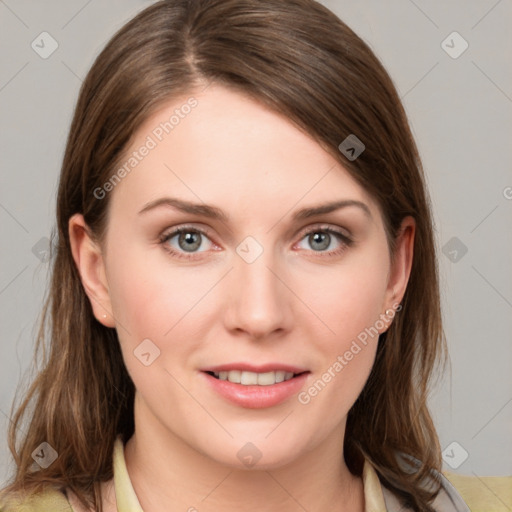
[138,197,372,222]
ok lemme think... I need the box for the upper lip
[201,363,309,374]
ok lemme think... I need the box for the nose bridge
[226,235,289,337]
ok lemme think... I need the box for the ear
[383,216,415,316]
[68,213,115,328]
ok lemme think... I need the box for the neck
[123,394,364,512]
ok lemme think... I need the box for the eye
[295,225,353,256]
[158,224,353,261]
[159,226,215,259]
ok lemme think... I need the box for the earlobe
[68,213,115,328]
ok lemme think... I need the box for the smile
[207,370,303,386]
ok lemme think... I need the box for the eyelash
[158,224,353,261]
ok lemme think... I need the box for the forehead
[107,84,378,222]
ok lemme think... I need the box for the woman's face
[73,84,412,469]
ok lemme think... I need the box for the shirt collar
[113,436,143,512]
[112,436,387,511]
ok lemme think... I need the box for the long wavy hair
[1,0,447,510]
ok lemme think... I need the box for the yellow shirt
[1,436,510,511]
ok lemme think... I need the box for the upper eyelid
[160,224,215,241]
[296,223,351,239]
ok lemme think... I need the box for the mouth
[203,370,309,386]
[200,369,311,408]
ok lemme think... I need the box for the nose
[223,249,292,340]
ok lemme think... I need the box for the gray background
[1,0,511,490]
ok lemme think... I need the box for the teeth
[213,370,296,385]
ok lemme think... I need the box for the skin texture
[69,84,415,512]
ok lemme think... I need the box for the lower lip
[201,371,310,409]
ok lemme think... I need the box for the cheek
[104,248,203,398]
[106,242,201,335]
[302,253,390,344]
[294,251,390,411]
[105,243,222,378]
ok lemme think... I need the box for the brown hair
[1,0,447,510]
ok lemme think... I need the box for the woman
[0,0,472,510]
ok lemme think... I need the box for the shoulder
[380,471,471,512]
[380,453,512,511]
[443,471,512,512]
[0,488,73,512]
[377,453,471,512]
